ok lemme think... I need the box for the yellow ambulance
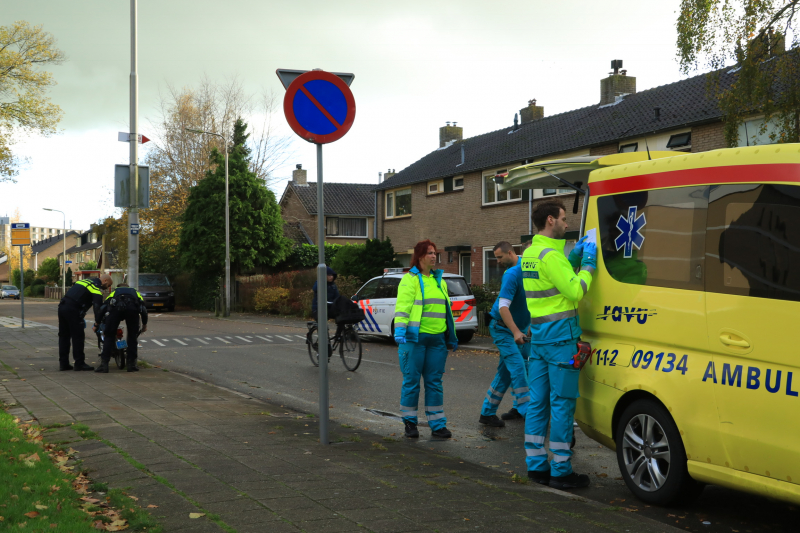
[500,145,800,506]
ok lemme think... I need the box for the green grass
[70,423,98,440]
[0,411,98,531]
[349,434,361,442]
[89,481,108,492]
[107,488,160,531]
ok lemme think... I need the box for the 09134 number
[631,350,688,375]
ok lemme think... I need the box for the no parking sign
[280,70,356,144]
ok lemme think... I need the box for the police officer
[58,274,113,371]
[96,283,148,373]
[479,241,531,427]
[522,200,596,489]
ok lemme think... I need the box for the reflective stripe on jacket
[106,287,144,301]
[394,267,457,348]
[521,235,593,344]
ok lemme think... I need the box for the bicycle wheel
[340,326,362,371]
[307,327,320,367]
[114,348,126,370]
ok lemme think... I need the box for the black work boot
[126,358,139,372]
[404,421,419,439]
[549,472,590,489]
[93,361,109,373]
[501,408,523,421]
[479,414,506,427]
[74,362,95,371]
[431,427,452,439]
[527,470,551,485]
[59,363,74,371]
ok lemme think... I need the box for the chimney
[439,122,463,148]
[292,164,307,186]
[384,168,396,181]
[600,60,636,105]
[519,98,544,124]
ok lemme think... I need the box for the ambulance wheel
[456,331,474,343]
[615,399,704,505]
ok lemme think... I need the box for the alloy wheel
[621,413,671,492]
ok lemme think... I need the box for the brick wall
[590,143,619,156]
[691,121,727,152]
[378,175,584,285]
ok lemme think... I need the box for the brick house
[0,232,81,283]
[375,61,765,286]
[280,164,376,246]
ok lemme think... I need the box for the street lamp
[185,128,230,317]
[42,208,66,297]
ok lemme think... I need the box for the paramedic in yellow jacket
[394,240,458,439]
[523,200,596,490]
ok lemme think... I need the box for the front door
[460,253,471,285]
[704,182,800,486]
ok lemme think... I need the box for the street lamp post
[43,208,66,297]
[185,128,230,317]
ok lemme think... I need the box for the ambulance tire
[615,399,704,506]
[456,331,474,343]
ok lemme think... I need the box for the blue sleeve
[497,268,518,301]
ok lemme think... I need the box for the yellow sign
[10,223,31,247]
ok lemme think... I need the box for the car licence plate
[153,303,164,306]
[116,339,128,349]
[452,310,462,317]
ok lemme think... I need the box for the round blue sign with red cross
[283,70,356,144]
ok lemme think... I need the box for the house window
[619,142,638,153]
[428,180,443,195]
[386,188,411,218]
[448,251,453,263]
[436,253,441,264]
[326,217,367,237]
[483,169,521,205]
[453,177,464,190]
[483,245,524,284]
[666,132,692,149]
[543,189,557,196]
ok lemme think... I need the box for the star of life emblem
[615,206,646,258]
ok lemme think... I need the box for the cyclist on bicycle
[312,267,344,338]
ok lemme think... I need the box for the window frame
[482,244,524,284]
[482,168,522,206]
[453,176,465,190]
[666,132,692,150]
[385,187,412,219]
[619,142,638,153]
[427,180,444,195]
[326,217,368,238]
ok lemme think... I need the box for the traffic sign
[130,223,140,235]
[65,260,73,264]
[118,132,150,144]
[11,223,31,246]
[282,70,356,144]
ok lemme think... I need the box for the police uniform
[521,234,595,488]
[97,287,148,373]
[480,259,532,422]
[58,278,104,371]
[394,266,458,438]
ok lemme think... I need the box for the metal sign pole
[19,245,24,328]
[128,0,140,290]
[316,143,329,445]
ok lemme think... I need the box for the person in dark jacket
[312,266,340,320]
[58,274,113,371]
[96,283,148,373]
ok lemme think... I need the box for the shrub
[299,289,314,318]
[254,287,290,313]
[281,243,343,270]
[471,279,501,312]
[331,238,401,282]
[32,284,45,297]
[335,275,363,300]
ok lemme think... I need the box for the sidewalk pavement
[0,327,678,533]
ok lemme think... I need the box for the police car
[352,268,478,343]
[500,147,800,506]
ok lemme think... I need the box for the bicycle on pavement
[306,321,362,371]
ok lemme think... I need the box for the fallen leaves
[189,512,206,519]
[24,511,39,518]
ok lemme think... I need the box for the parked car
[351,269,478,343]
[136,273,175,312]
[500,146,800,506]
[1,285,20,299]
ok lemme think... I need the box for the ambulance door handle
[719,334,750,348]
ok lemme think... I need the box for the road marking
[161,339,170,343]
[184,338,192,341]
[225,336,232,339]
[204,337,211,340]
[255,335,272,342]
[195,338,209,344]
[151,340,165,346]
[140,340,147,343]
[215,337,231,344]
[295,335,306,340]
[173,339,188,346]
[235,336,252,343]
[275,335,293,341]
[245,336,253,339]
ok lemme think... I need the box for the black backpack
[332,296,366,325]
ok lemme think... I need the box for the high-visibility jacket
[104,287,148,325]
[63,278,104,322]
[521,235,594,344]
[394,266,457,348]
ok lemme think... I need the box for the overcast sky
[1,0,698,230]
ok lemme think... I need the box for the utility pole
[128,0,140,290]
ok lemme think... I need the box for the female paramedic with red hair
[394,240,458,438]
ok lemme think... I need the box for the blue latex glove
[394,326,407,344]
[568,235,589,268]
[581,242,598,271]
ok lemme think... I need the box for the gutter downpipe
[528,189,532,235]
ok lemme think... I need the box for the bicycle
[306,321,362,371]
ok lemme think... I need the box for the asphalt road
[2,298,797,533]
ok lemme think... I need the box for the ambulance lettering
[701,362,800,396]
[596,305,657,324]
[631,350,688,374]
